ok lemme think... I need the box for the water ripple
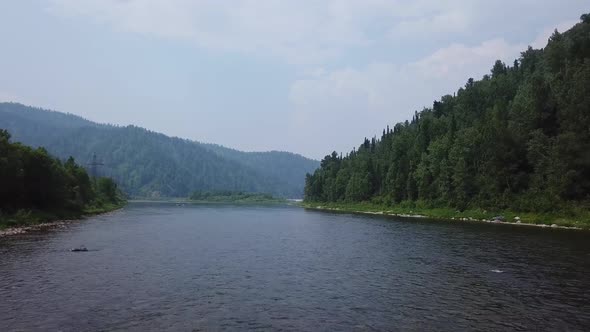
[0,203,589,331]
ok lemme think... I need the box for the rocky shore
[0,220,75,237]
[0,206,125,238]
[306,205,584,230]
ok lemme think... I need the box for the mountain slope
[203,143,319,195]
[305,14,590,214]
[0,103,319,198]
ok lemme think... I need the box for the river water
[1,203,589,331]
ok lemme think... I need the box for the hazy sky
[0,1,587,159]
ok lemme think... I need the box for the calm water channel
[1,202,589,331]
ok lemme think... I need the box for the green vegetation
[189,191,286,204]
[305,14,590,227]
[0,130,125,229]
[0,103,319,198]
[301,202,590,229]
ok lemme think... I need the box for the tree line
[0,103,319,198]
[305,14,590,213]
[0,129,123,219]
[189,190,279,203]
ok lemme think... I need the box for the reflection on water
[1,202,589,331]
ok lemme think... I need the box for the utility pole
[88,153,104,178]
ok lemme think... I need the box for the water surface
[1,203,589,331]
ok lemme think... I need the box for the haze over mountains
[0,103,319,198]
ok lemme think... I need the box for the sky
[0,1,587,159]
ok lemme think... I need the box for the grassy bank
[0,201,126,231]
[188,191,287,204]
[301,201,590,230]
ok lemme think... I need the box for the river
[1,202,589,331]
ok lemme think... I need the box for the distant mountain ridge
[0,102,319,198]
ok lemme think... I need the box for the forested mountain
[0,129,123,226]
[0,103,318,198]
[305,14,590,213]
[203,143,319,196]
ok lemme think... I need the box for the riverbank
[301,202,590,230]
[129,199,291,206]
[0,202,126,237]
[188,192,287,204]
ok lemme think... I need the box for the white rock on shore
[0,221,71,237]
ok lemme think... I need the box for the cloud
[47,0,586,64]
[531,19,580,49]
[390,9,472,40]
[284,14,583,157]
[43,0,587,158]
[410,39,524,79]
[286,32,552,157]
[46,0,484,64]
[287,63,408,156]
[289,37,526,114]
[47,0,364,63]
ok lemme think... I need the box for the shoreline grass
[301,201,590,230]
[187,198,288,204]
[0,201,127,231]
[188,191,287,204]
[128,198,289,205]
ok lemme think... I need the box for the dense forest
[0,103,319,198]
[0,129,123,226]
[305,14,590,215]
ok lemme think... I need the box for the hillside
[0,103,318,198]
[202,143,319,196]
[305,14,590,217]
